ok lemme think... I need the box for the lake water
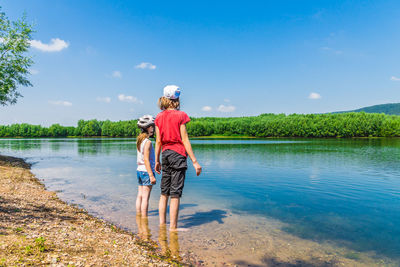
[0,138,399,266]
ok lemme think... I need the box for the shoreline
[0,155,193,266]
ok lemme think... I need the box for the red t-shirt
[155,110,191,157]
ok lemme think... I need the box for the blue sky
[1,0,400,126]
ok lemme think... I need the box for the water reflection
[77,138,136,156]
[0,139,43,151]
[135,215,151,241]
[50,140,61,151]
[158,225,180,260]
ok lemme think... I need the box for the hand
[150,175,156,185]
[193,162,202,176]
[155,162,161,174]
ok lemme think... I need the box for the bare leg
[159,194,169,225]
[140,185,152,217]
[136,186,143,214]
[169,197,180,230]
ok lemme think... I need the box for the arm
[180,124,202,176]
[154,126,162,174]
[143,140,156,184]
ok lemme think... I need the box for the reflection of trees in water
[76,139,137,156]
[0,139,44,151]
[50,139,61,151]
[0,138,136,154]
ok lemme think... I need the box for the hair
[136,132,149,151]
[158,96,180,110]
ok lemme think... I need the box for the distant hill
[335,103,400,115]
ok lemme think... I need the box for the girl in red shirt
[155,85,202,231]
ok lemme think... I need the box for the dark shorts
[161,150,187,198]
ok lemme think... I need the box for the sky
[1,0,400,126]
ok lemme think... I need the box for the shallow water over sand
[1,138,399,266]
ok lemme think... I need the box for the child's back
[155,109,190,157]
[154,85,202,231]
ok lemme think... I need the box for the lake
[0,138,399,266]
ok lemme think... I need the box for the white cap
[163,85,181,99]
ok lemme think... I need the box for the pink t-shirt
[155,110,191,157]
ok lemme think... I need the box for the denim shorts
[137,171,155,186]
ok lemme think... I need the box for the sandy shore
[0,155,182,266]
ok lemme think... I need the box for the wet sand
[0,155,177,266]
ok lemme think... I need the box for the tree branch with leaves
[0,7,33,106]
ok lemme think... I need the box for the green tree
[81,120,101,136]
[0,7,33,105]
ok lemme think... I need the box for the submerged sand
[0,155,180,266]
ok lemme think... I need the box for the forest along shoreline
[1,112,399,138]
[0,154,195,266]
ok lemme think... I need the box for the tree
[81,120,101,136]
[0,7,33,105]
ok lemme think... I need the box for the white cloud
[96,97,111,103]
[135,62,156,70]
[112,71,122,78]
[29,69,39,75]
[202,106,212,111]
[118,94,142,104]
[217,104,236,113]
[308,92,321,99]
[223,98,230,103]
[30,38,69,52]
[390,76,400,81]
[49,100,72,106]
